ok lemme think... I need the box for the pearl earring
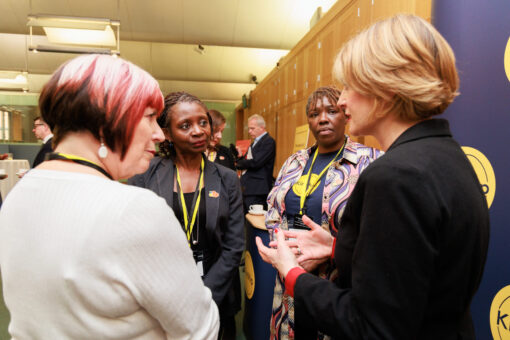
[98,140,108,159]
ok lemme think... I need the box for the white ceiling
[0,0,337,102]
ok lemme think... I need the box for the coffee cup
[249,204,264,213]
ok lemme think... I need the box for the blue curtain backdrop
[433,1,510,338]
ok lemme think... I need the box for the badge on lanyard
[291,213,311,231]
[193,250,205,277]
[293,139,346,232]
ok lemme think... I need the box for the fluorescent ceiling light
[0,71,28,92]
[27,15,120,54]
[29,45,119,55]
[43,26,116,47]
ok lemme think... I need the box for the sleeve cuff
[330,237,336,260]
[284,267,307,297]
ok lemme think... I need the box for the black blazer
[32,137,53,168]
[214,144,236,171]
[128,156,245,315]
[294,119,489,339]
[236,133,276,196]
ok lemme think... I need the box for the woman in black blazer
[128,92,244,340]
[257,15,489,339]
[206,109,236,171]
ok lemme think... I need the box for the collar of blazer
[156,155,221,235]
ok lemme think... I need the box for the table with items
[0,159,30,200]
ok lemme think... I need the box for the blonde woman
[257,15,489,339]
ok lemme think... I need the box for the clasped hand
[256,215,335,277]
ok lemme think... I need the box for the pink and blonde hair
[39,54,164,159]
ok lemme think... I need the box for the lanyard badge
[175,158,204,246]
[293,138,346,230]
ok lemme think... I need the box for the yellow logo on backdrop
[490,285,510,339]
[244,251,255,299]
[462,146,496,208]
[504,37,510,82]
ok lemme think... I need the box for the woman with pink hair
[0,54,219,339]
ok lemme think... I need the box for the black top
[236,133,276,196]
[172,189,212,273]
[213,145,236,171]
[294,119,490,339]
[32,137,53,168]
[127,156,245,315]
[284,149,341,227]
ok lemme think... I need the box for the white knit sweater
[0,169,218,339]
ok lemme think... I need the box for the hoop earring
[98,140,108,159]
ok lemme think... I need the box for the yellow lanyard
[176,158,204,244]
[299,139,346,214]
[47,152,113,180]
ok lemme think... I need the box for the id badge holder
[288,214,311,241]
[292,214,311,231]
[193,250,205,277]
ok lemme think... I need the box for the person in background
[206,109,236,170]
[236,114,276,212]
[257,14,489,339]
[265,86,382,339]
[0,55,219,339]
[0,167,6,209]
[128,92,244,340]
[32,116,53,167]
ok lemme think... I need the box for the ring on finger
[297,247,302,255]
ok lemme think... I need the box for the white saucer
[249,210,265,215]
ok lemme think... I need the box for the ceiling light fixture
[27,15,120,55]
[0,71,29,92]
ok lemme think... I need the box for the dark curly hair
[305,86,342,117]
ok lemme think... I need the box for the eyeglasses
[33,123,44,128]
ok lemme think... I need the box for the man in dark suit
[236,114,276,213]
[32,116,53,168]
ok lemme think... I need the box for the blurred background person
[129,92,244,340]
[206,109,236,170]
[265,86,382,339]
[236,114,276,212]
[257,14,489,339]
[0,55,219,339]
[0,168,6,209]
[32,116,53,168]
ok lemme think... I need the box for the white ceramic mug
[249,204,263,213]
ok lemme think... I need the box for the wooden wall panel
[304,39,320,101]
[296,52,306,102]
[319,25,336,87]
[371,0,415,22]
[337,2,361,59]
[237,0,432,159]
[357,0,372,31]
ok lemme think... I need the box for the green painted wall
[0,93,39,106]
[203,101,237,147]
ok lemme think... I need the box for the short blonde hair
[333,14,459,121]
